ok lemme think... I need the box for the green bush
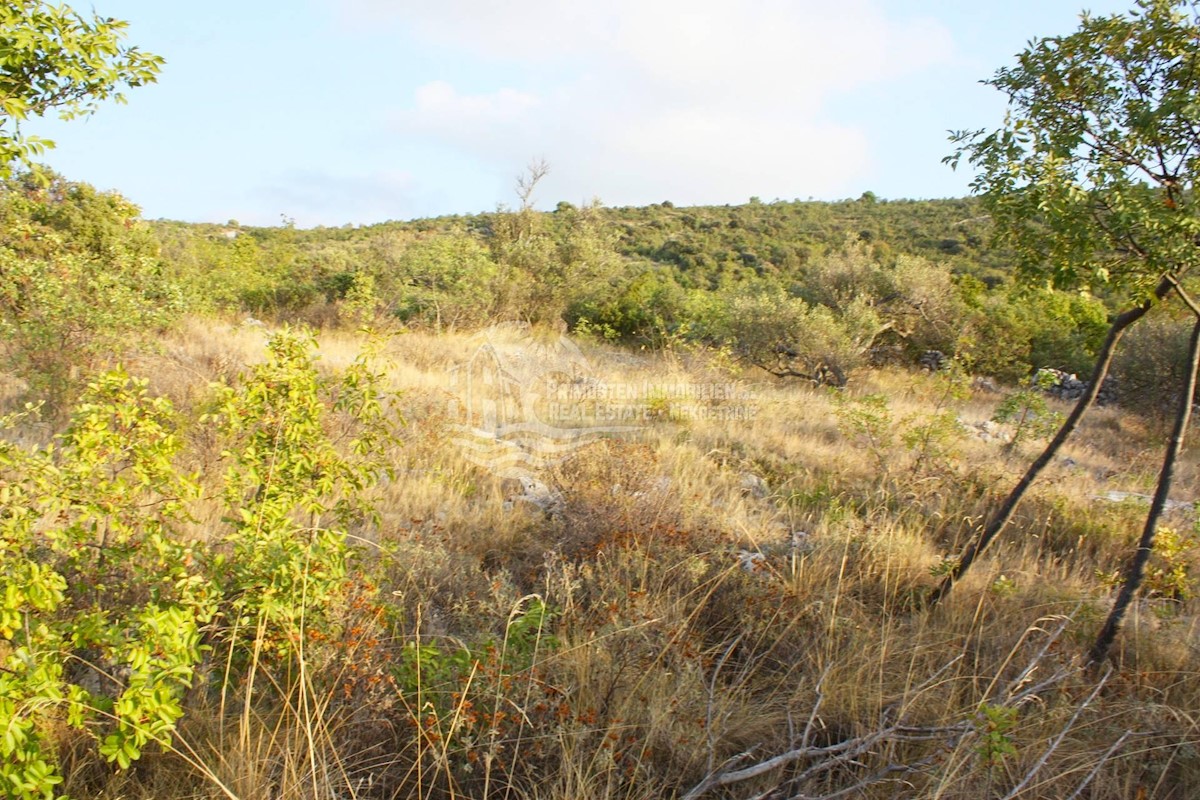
[0,373,215,795]
[0,175,184,409]
[0,329,400,798]
[958,286,1107,382]
[567,268,687,345]
[696,282,870,384]
[208,328,396,655]
[392,231,496,329]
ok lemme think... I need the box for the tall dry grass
[17,317,1200,799]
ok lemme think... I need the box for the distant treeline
[2,171,1188,412]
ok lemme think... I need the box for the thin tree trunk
[927,275,1172,609]
[1088,312,1200,668]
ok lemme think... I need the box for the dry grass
[13,316,1200,799]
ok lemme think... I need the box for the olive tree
[929,0,1200,664]
[705,283,875,386]
[0,0,163,176]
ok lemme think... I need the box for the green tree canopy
[0,0,163,176]
[935,1,1200,666]
[948,0,1200,295]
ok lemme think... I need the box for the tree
[930,0,1200,652]
[1088,304,1200,666]
[0,172,183,409]
[394,230,497,329]
[0,0,163,176]
[702,282,869,386]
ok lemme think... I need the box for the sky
[23,0,1136,228]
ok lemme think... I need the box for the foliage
[834,372,970,479]
[945,0,1200,660]
[976,703,1019,766]
[697,282,869,384]
[798,238,964,359]
[390,597,560,771]
[900,363,972,473]
[957,285,1110,381]
[0,373,214,796]
[991,373,1065,454]
[0,0,163,177]
[392,231,496,329]
[1098,525,1197,602]
[832,392,894,473]
[0,327,405,798]
[342,271,379,324]
[947,0,1200,295]
[208,328,396,654]
[567,268,687,346]
[0,173,183,409]
[488,200,624,325]
[136,188,1147,387]
[1113,310,1197,416]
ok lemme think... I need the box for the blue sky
[24,1,1134,227]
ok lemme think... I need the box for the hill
[2,172,1199,799]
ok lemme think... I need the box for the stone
[919,350,949,372]
[739,472,769,499]
[1032,367,1119,406]
[505,476,563,516]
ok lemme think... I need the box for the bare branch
[1000,666,1111,800]
[1063,730,1136,800]
[515,157,551,211]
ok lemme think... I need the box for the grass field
[6,317,1199,799]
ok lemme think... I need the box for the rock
[505,476,563,516]
[972,376,1001,394]
[737,549,768,573]
[631,476,672,500]
[919,350,949,372]
[736,529,813,575]
[739,473,769,499]
[965,418,1003,442]
[1033,368,1119,406]
[789,529,813,555]
[1095,490,1193,514]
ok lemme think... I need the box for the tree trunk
[1087,314,1200,669]
[927,275,1172,609]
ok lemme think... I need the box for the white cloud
[410,81,541,125]
[346,0,954,206]
[391,82,544,161]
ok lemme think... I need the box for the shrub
[392,231,496,329]
[1112,312,1194,417]
[0,175,184,409]
[992,380,1065,454]
[0,373,215,794]
[0,328,402,798]
[698,282,871,384]
[567,268,687,345]
[207,328,397,658]
[958,286,1108,382]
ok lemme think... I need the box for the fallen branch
[1000,666,1111,800]
[680,721,972,800]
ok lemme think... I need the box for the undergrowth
[1,323,1198,799]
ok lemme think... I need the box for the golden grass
[14,316,1200,799]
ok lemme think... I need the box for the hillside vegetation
[2,167,1200,799]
